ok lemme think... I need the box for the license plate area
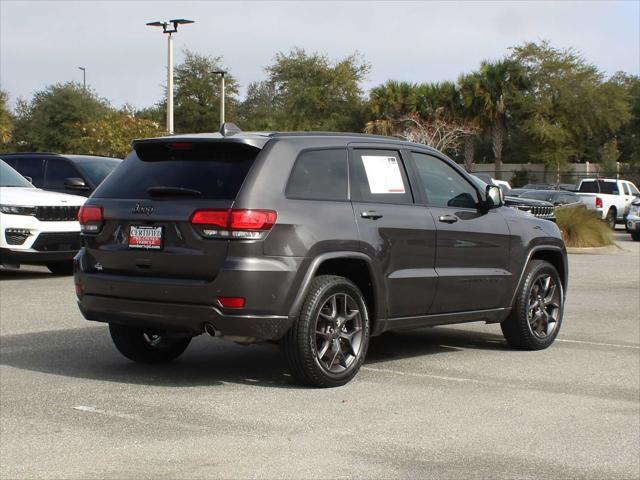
[129,225,163,250]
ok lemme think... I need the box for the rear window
[579,180,619,195]
[92,142,259,199]
[286,149,348,201]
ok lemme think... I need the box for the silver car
[627,199,640,241]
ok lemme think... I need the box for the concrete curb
[566,245,622,255]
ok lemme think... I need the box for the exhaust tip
[204,323,218,337]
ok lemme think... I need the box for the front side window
[629,183,639,195]
[9,158,45,187]
[286,149,348,201]
[349,149,413,205]
[45,158,82,189]
[411,152,479,209]
[76,158,121,186]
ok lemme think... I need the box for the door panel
[430,208,511,313]
[349,147,437,317]
[407,151,512,313]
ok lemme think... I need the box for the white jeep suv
[0,159,86,274]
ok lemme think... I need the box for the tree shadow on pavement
[0,325,508,388]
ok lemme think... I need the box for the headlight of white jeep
[0,205,37,216]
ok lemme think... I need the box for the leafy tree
[612,73,640,184]
[237,81,279,131]
[71,107,163,158]
[172,50,239,133]
[510,41,630,170]
[11,82,110,152]
[262,48,370,131]
[0,90,13,147]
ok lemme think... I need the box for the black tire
[605,208,616,229]
[501,260,564,350]
[108,323,191,364]
[631,231,640,241]
[281,275,370,388]
[47,261,74,275]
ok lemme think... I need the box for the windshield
[0,160,34,188]
[75,158,121,186]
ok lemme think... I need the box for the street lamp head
[213,70,227,76]
[78,67,86,71]
[147,19,194,34]
[170,19,195,25]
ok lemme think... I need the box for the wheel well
[531,250,566,291]
[315,258,376,321]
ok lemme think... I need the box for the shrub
[555,206,614,248]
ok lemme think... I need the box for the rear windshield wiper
[147,186,202,197]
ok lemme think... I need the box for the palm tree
[457,73,483,170]
[368,80,417,120]
[473,60,526,178]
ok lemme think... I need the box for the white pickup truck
[576,178,640,228]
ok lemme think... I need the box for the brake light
[78,205,103,233]
[595,197,603,209]
[217,296,245,309]
[191,209,277,239]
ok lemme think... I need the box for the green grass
[556,206,614,248]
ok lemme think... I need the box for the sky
[1,0,639,110]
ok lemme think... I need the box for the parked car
[1,153,121,197]
[0,159,85,274]
[521,183,554,191]
[472,172,511,191]
[576,178,640,228]
[472,176,556,221]
[518,190,584,209]
[626,199,640,241]
[74,125,568,387]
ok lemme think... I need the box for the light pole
[78,67,86,90]
[146,19,194,134]
[213,70,227,127]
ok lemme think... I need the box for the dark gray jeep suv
[74,125,568,387]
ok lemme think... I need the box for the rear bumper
[78,294,292,341]
[0,247,76,265]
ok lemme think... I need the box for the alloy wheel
[527,274,561,339]
[314,293,364,374]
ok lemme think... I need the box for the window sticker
[361,155,406,194]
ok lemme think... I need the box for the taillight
[191,209,277,240]
[78,205,103,233]
[595,197,603,209]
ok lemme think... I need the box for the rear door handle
[438,214,458,224]
[361,211,383,220]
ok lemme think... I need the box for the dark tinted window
[9,157,45,187]
[286,149,347,201]
[579,180,619,195]
[93,142,259,199]
[411,152,478,209]
[45,158,82,189]
[349,149,413,205]
[0,160,34,187]
[75,158,121,186]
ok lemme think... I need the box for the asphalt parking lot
[1,232,638,479]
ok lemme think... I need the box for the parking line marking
[362,366,497,385]
[72,405,138,421]
[557,339,640,349]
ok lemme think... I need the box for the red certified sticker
[129,226,162,250]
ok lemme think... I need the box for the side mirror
[484,185,504,208]
[23,176,33,184]
[63,177,89,190]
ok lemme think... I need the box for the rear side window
[45,158,81,189]
[93,142,259,199]
[349,149,413,205]
[8,157,45,187]
[286,149,348,201]
[579,181,619,195]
